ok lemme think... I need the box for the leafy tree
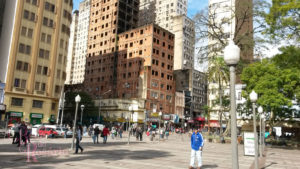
[264,0,300,40]
[207,57,229,136]
[63,91,98,125]
[272,46,300,70]
[241,58,300,130]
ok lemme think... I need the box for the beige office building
[1,0,73,124]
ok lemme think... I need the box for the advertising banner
[244,132,255,156]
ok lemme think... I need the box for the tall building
[138,0,199,126]
[85,24,176,118]
[0,0,73,124]
[173,15,195,70]
[65,10,79,84]
[66,0,90,84]
[85,0,139,97]
[138,0,194,70]
[174,69,207,128]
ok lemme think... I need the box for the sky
[73,0,208,18]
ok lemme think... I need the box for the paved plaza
[0,133,299,169]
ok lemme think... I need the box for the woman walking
[75,125,84,154]
[102,126,110,144]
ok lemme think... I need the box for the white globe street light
[250,90,258,169]
[71,94,81,150]
[224,39,240,169]
[250,90,258,102]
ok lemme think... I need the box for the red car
[38,127,58,137]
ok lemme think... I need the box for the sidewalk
[0,133,298,169]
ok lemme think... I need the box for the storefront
[8,111,23,124]
[194,117,205,129]
[30,113,43,125]
[48,115,56,124]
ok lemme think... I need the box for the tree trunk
[219,77,223,137]
[223,118,231,136]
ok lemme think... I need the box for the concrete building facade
[0,0,73,125]
[174,69,207,127]
[173,15,195,70]
[68,0,91,84]
[65,10,79,84]
[85,24,176,120]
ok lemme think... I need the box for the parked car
[55,127,73,138]
[38,127,58,137]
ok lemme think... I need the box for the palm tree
[207,56,229,137]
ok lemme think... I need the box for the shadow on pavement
[202,164,218,168]
[261,162,278,169]
[0,140,173,169]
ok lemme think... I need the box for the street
[0,133,299,169]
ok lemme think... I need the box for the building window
[35,82,40,90]
[11,97,23,106]
[55,85,61,93]
[51,102,56,110]
[32,100,43,108]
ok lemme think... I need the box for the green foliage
[214,95,230,110]
[207,57,229,84]
[241,55,300,122]
[64,91,98,123]
[264,0,300,40]
[272,46,300,69]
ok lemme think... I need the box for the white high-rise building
[66,0,90,84]
[65,11,79,84]
[173,15,195,70]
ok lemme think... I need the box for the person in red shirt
[102,126,110,144]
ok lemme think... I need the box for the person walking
[18,121,28,147]
[12,122,20,144]
[75,125,84,154]
[93,126,100,144]
[189,128,204,169]
[111,127,116,139]
[136,126,143,141]
[26,123,32,143]
[102,126,109,144]
[118,127,123,139]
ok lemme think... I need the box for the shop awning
[205,120,220,128]
[9,111,23,117]
[194,117,205,121]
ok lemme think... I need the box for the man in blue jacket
[189,128,204,169]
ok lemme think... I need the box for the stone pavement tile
[0,134,257,169]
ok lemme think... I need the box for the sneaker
[81,149,84,153]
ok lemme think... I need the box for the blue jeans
[75,138,83,153]
[103,135,107,143]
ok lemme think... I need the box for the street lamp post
[128,104,138,144]
[80,105,85,125]
[224,40,240,169]
[158,111,162,142]
[250,90,258,169]
[258,106,264,157]
[71,95,81,150]
[98,90,111,123]
[60,93,65,128]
